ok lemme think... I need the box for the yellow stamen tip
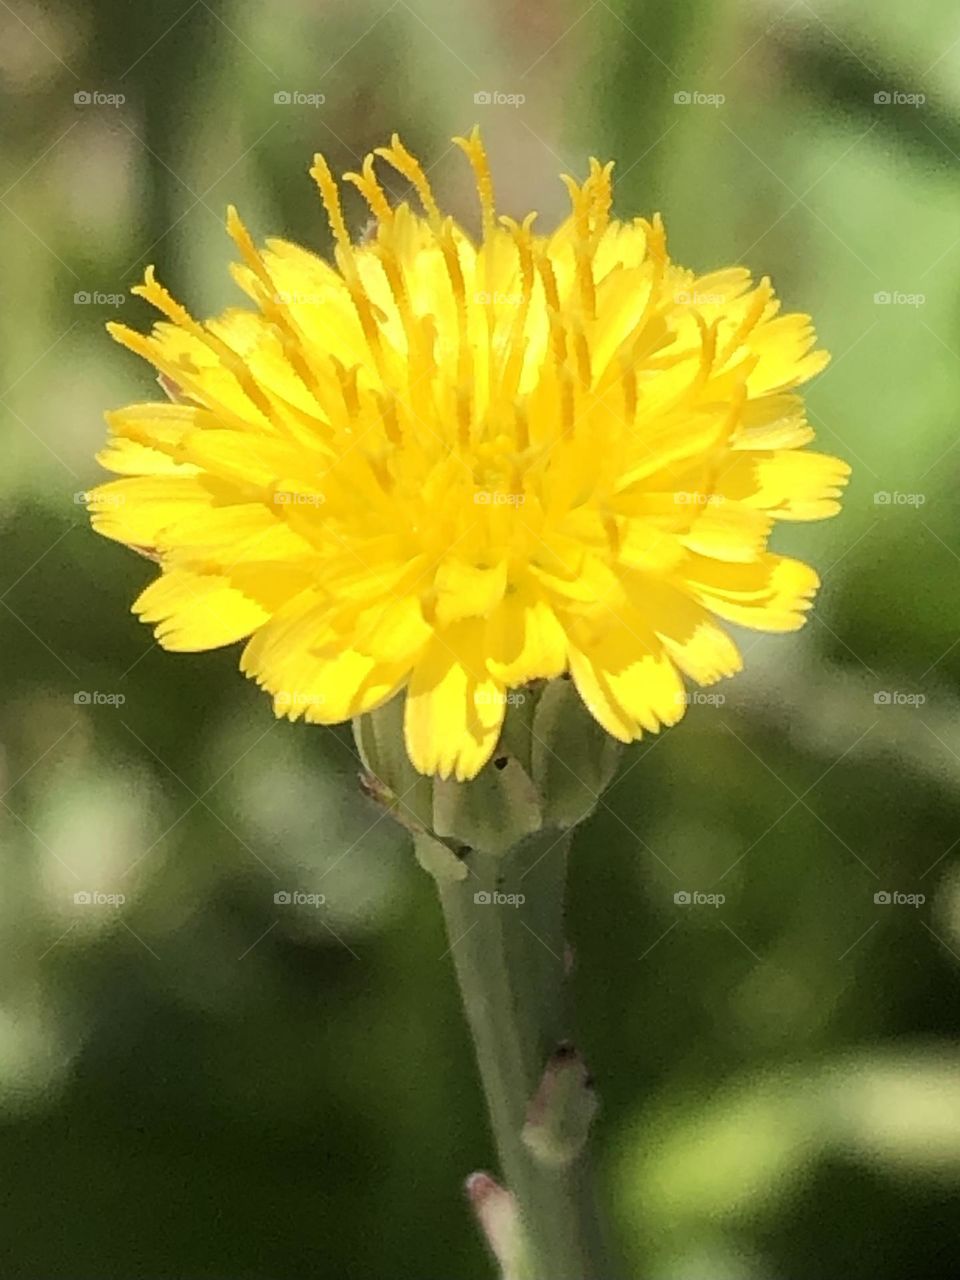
[453,128,496,240]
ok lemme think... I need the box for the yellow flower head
[90,129,849,781]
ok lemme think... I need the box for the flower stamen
[375,133,442,228]
[454,126,496,242]
[343,154,394,228]
[311,153,388,379]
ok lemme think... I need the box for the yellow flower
[90,129,849,781]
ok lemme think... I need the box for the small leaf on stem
[522,1042,599,1169]
[465,1171,532,1280]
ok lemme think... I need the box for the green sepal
[356,679,622,862]
[432,756,542,856]
[530,678,622,829]
[353,694,434,832]
[496,683,543,776]
[413,831,469,883]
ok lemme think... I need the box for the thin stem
[436,832,607,1279]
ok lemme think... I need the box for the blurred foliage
[2,0,960,1276]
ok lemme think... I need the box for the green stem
[435,832,607,1280]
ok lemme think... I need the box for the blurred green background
[2,0,960,1276]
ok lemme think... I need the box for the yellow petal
[714,449,851,521]
[96,436,199,478]
[486,584,568,684]
[569,610,686,742]
[87,476,223,549]
[731,394,814,451]
[102,402,206,464]
[405,627,506,780]
[134,568,277,651]
[161,505,315,565]
[177,429,315,491]
[630,576,742,685]
[241,594,411,722]
[433,557,508,627]
[353,595,433,665]
[682,553,820,631]
[747,314,829,394]
[107,322,272,433]
[680,499,773,562]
